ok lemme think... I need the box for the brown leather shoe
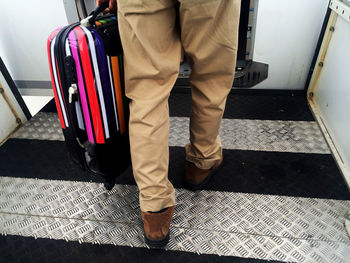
[141,206,174,248]
[185,158,223,191]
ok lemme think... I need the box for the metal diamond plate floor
[12,112,330,154]
[170,117,330,154]
[4,94,349,262]
[0,176,349,262]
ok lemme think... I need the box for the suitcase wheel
[104,181,115,191]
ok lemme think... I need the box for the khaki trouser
[117,0,241,212]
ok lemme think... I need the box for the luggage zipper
[68,86,78,103]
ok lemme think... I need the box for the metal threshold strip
[0,176,349,262]
[12,112,330,154]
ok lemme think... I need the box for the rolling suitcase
[47,4,130,190]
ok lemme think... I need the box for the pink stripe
[69,30,94,143]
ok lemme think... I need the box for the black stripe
[54,27,75,128]
[82,26,107,140]
[74,29,97,143]
[1,139,348,200]
[118,55,125,94]
[42,90,314,121]
[169,90,314,121]
[50,36,68,126]
[39,98,57,112]
[0,58,31,120]
[66,37,86,131]
[119,54,130,130]
[0,235,283,263]
[237,0,250,62]
[175,87,307,96]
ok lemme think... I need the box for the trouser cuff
[139,192,176,212]
[185,143,223,170]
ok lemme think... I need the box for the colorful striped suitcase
[47,5,130,190]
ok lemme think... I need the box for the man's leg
[117,1,180,212]
[179,0,241,175]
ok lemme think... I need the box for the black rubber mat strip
[168,91,314,121]
[1,139,348,200]
[0,234,284,263]
[173,87,307,96]
[41,90,314,121]
[39,98,59,112]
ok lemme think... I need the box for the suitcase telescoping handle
[81,2,109,27]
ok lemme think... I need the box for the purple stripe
[69,30,95,143]
[90,29,116,132]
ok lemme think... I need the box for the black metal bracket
[175,59,268,88]
[233,60,269,88]
[0,57,32,120]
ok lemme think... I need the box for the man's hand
[96,0,117,13]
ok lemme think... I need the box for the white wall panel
[0,70,27,143]
[252,0,329,89]
[0,0,330,91]
[0,0,68,82]
[312,14,350,185]
[0,93,18,143]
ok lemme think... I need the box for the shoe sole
[185,159,224,191]
[144,233,170,248]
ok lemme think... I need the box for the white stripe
[75,101,85,130]
[65,39,70,57]
[50,37,69,127]
[80,26,110,139]
[106,55,120,131]
[0,176,349,262]
[65,39,85,131]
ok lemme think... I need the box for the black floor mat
[1,139,348,200]
[169,90,314,121]
[40,90,314,121]
[0,235,283,263]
